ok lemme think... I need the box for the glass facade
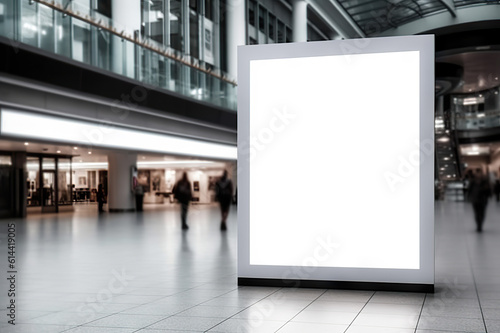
[0,0,236,110]
[247,0,292,45]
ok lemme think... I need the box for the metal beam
[437,0,456,17]
[327,0,366,37]
[305,0,365,38]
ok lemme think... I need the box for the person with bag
[173,172,192,230]
[215,170,233,231]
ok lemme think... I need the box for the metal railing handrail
[33,0,237,87]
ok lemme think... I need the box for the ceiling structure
[437,50,500,94]
[0,139,229,170]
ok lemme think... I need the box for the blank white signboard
[238,35,434,287]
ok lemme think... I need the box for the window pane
[170,0,182,51]
[43,158,55,170]
[58,158,72,205]
[205,0,212,20]
[258,5,265,33]
[248,0,256,26]
[27,157,40,207]
[190,9,199,59]
[39,4,54,52]
[21,1,38,47]
[0,156,12,166]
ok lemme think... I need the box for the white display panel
[238,36,434,286]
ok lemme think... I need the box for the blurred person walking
[173,172,192,230]
[494,178,500,202]
[97,183,106,213]
[216,170,233,231]
[468,168,491,232]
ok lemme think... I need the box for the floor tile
[177,305,243,318]
[276,322,347,333]
[369,292,425,305]
[62,327,137,333]
[232,304,302,321]
[417,316,486,332]
[485,319,500,332]
[0,323,74,332]
[361,302,422,316]
[208,318,286,332]
[346,326,415,333]
[85,313,164,328]
[291,310,358,325]
[148,316,225,331]
[305,300,366,313]
[352,313,419,328]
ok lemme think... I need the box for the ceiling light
[472,146,479,151]
[0,109,237,160]
[73,147,78,150]
[24,142,29,146]
[57,150,61,153]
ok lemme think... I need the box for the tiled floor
[0,200,499,332]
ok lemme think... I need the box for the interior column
[107,152,137,212]
[292,0,308,42]
[111,0,141,78]
[226,0,246,80]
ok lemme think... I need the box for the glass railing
[454,110,500,130]
[0,0,237,110]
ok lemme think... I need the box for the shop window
[27,157,40,207]
[0,156,12,166]
[58,158,72,205]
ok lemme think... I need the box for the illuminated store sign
[238,35,434,291]
[0,109,237,160]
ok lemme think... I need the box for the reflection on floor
[0,201,499,332]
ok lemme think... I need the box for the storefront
[26,154,73,213]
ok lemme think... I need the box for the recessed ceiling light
[73,147,78,150]
[57,150,61,153]
[24,142,29,146]
[88,151,92,155]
